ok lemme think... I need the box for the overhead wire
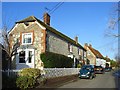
[40,2,64,19]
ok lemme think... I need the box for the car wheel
[94,74,96,78]
[89,75,93,80]
[79,76,81,79]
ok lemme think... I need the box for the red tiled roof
[88,46,103,59]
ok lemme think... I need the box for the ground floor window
[28,51,32,63]
[19,51,25,63]
[18,49,34,64]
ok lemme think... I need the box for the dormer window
[22,32,33,45]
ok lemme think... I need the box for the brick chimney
[43,12,50,26]
[84,43,88,49]
[106,55,108,58]
[89,44,92,47]
[74,36,78,44]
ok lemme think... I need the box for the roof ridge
[14,16,86,50]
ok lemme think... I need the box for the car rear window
[94,66,102,68]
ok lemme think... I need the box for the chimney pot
[89,44,92,47]
[74,36,78,44]
[84,43,88,46]
[43,12,50,26]
[84,43,88,49]
[106,55,108,58]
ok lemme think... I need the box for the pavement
[36,74,79,88]
[36,69,120,89]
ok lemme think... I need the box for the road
[58,71,119,89]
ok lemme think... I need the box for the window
[78,49,81,55]
[19,51,25,63]
[28,51,32,63]
[70,45,73,52]
[84,52,86,57]
[68,43,73,52]
[87,51,91,55]
[18,50,34,64]
[22,33,33,45]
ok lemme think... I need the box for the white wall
[96,58,106,68]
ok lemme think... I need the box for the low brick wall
[44,68,80,78]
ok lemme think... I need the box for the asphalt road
[58,71,119,89]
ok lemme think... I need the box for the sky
[1,2,118,60]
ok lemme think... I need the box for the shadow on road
[114,77,120,90]
[113,69,120,90]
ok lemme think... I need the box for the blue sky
[1,2,118,59]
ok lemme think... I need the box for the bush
[16,76,36,89]
[19,68,41,79]
[40,52,74,68]
[16,68,42,89]
[77,64,81,68]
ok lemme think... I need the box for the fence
[2,68,80,78]
[43,68,80,78]
[2,69,20,77]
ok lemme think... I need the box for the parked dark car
[94,65,105,74]
[78,65,96,79]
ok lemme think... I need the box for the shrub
[16,68,42,89]
[40,52,74,68]
[77,64,81,68]
[16,76,36,89]
[19,68,41,79]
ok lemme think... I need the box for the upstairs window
[87,51,91,56]
[78,49,81,55]
[68,43,73,53]
[22,33,33,45]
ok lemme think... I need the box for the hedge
[40,52,74,68]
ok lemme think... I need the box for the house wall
[96,58,106,68]
[86,47,96,65]
[46,31,81,60]
[9,22,46,69]
[9,21,86,69]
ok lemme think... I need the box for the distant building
[105,56,111,67]
[84,43,106,68]
[9,13,87,70]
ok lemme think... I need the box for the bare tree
[0,25,20,69]
[105,2,120,38]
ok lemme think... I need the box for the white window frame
[70,45,73,52]
[22,33,33,45]
[78,49,81,55]
[17,49,34,64]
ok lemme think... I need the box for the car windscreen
[81,66,92,71]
